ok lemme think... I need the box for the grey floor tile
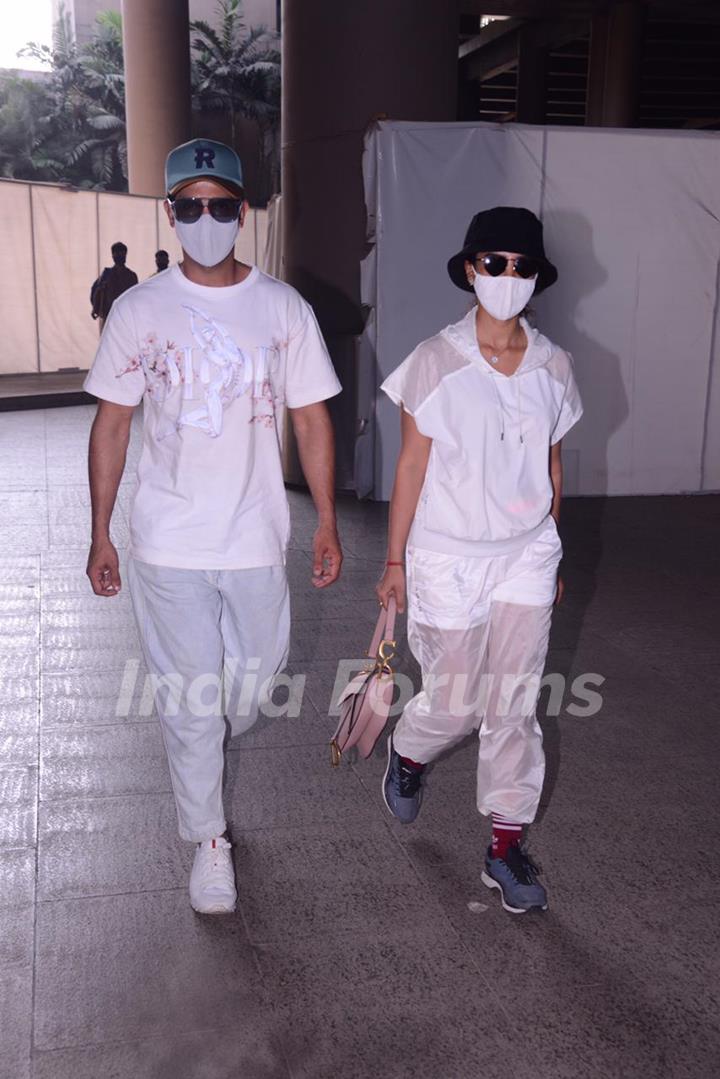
[224,743,381,832]
[0,612,40,635]
[32,1027,291,1079]
[40,640,143,675]
[0,966,32,1079]
[0,524,49,551]
[274,980,513,1079]
[0,764,38,848]
[38,793,189,901]
[0,732,38,767]
[0,904,34,970]
[0,651,38,679]
[233,821,447,947]
[0,847,35,970]
[41,607,137,631]
[41,668,153,729]
[42,622,140,651]
[253,920,479,999]
[228,696,331,751]
[34,889,265,1051]
[40,723,169,802]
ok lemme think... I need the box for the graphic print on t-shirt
[115,303,283,440]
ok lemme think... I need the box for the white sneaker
[189,837,237,914]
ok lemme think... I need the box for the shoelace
[502,846,542,886]
[395,760,423,798]
[196,845,233,885]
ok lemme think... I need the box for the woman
[377,206,582,914]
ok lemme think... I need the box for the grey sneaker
[382,735,424,823]
[481,845,548,914]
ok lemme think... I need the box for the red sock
[491,814,523,859]
[399,754,425,771]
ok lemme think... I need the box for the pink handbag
[330,597,397,766]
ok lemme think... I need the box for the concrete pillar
[587,1,645,127]
[122,0,192,195]
[283,0,457,332]
[282,0,458,484]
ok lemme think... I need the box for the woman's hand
[555,574,565,605]
[376,565,406,613]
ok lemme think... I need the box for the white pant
[393,518,562,823]
[127,557,290,842]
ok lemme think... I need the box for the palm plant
[19,6,127,190]
[191,0,280,200]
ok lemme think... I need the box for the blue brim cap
[165,138,244,197]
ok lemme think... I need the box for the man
[153,249,170,274]
[90,242,139,333]
[83,138,343,914]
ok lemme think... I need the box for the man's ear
[239,199,249,228]
[163,199,175,229]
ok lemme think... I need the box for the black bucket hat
[447,206,558,294]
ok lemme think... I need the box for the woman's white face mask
[472,272,537,321]
[174,212,239,268]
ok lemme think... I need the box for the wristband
[385,561,404,566]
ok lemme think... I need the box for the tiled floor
[1,404,719,1079]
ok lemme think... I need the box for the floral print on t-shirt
[115,304,284,438]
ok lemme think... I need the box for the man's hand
[555,574,565,606]
[87,538,121,596]
[311,524,342,588]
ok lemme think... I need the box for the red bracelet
[385,561,404,566]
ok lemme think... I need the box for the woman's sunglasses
[474,253,540,279]
[170,197,243,224]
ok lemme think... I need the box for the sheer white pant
[393,518,562,822]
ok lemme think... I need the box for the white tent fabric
[0,180,268,377]
[0,182,37,374]
[360,121,720,499]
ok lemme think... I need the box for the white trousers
[127,557,290,843]
[393,518,562,823]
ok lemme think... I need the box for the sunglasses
[474,253,540,279]
[170,197,243,224]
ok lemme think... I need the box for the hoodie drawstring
[516,378,524,444]
[489,371,524,444]
[489,373,506,442]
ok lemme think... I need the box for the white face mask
[174,213,239,268]
[472,273,537,321]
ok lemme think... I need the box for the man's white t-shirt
[381,310,583,557]
[84,264,342,570]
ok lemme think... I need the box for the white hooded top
[381,309,583,557]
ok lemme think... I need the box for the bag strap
[366,596,397,662]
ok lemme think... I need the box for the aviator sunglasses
[473,253,540,279]
[170,196,243,224]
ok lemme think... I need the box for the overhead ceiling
[458,0,720,20]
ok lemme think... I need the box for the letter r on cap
[194,148,216,169]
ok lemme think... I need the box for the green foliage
[14,4,127,190]
[191,0,281,200]
[7,0,281,196]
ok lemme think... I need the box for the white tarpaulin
[360,120,720,499]
[0,180,268,377]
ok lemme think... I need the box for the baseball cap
[165,138,244,197]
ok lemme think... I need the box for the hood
[441,308,556,445]
[441,308,555,376]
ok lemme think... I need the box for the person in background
[154,249,170,274]
[83,139,342,916]
[90,242,139,333]
[377,206,583,915]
